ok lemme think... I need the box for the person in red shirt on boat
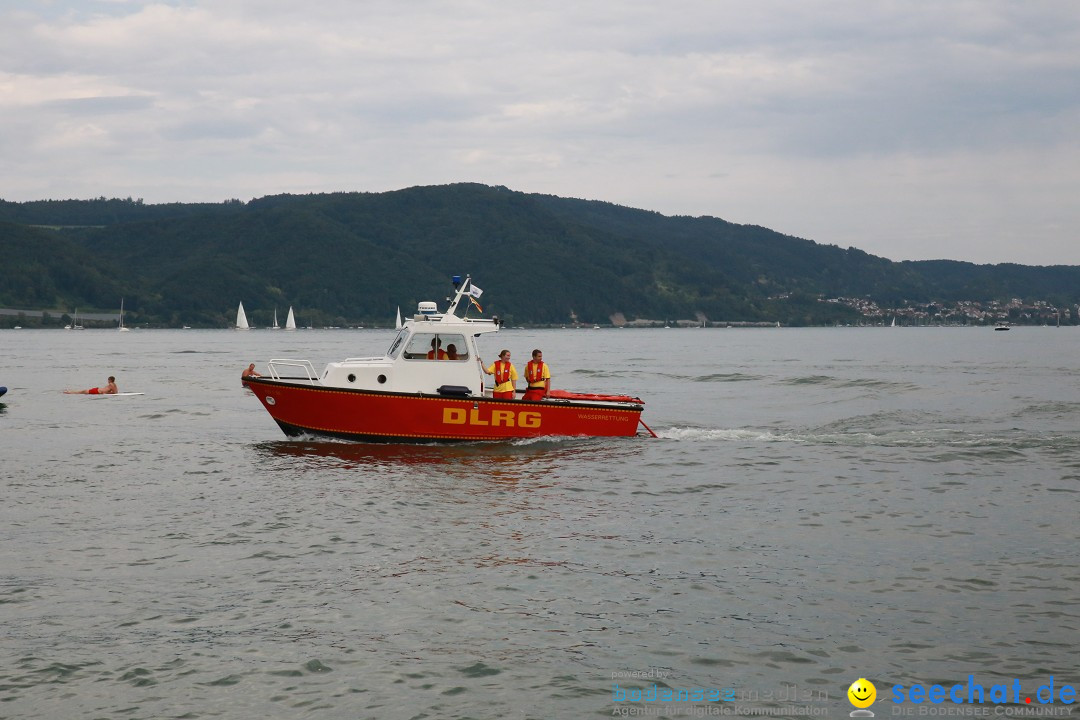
[484,349,518,399]
[427,338,448,360]
[65,376,118,395]
[522,348,551,401]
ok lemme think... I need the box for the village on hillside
[610,296,1078,328]
[822,296,1073,326]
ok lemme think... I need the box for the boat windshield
[386,328,409,359]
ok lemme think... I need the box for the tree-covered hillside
[1,184,1077,327]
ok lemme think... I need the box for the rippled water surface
[2,327,1079,718]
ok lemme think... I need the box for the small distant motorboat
[243,276,651,442]
[994,323,1010,331]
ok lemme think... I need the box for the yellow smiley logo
[848,678,876,708]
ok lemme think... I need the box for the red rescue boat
[243,276,652,443]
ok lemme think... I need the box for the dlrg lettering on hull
[443,407,541,428]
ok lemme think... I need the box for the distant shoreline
[0,308,119,321]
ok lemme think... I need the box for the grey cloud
[43,95,156,115]
[1,0,1078,263]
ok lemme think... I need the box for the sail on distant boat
[118,298,131,332]
[270,308,280,330]
[395,306,402,330]
[236,302,250,330]
[285,306,296,331]
[65,309,84,330]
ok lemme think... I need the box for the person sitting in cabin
[445,343,459,360]
[483,350,518,399]
[427,338,448,360]
[65,376,118,395]
[242,363,262,378]
[522,348,551,401]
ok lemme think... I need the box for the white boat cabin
[267,277,500,397]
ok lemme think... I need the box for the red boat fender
[547,389,643,404]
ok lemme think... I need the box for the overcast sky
[2,1,1078,265]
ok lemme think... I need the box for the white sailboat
[118,298,131,332]
[235,302,250,330]
[270,308,280,330]
[395,306,402,330]
[285,306,297,331]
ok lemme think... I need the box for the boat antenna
[446,274,470,317]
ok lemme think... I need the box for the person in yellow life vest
[522,348,550,401]
[484,349,518,399]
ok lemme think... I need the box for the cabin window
[386,328,409,359]
[403,333,468,361]
[441,334,467,361]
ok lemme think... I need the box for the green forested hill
[0,222,124,312]
[1,184,1077,327]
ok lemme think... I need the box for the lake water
[2,326,1078,719]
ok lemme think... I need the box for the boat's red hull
[243,378,644,442]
